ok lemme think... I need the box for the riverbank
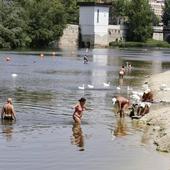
[109,39,170,48]
[140,71,170,152]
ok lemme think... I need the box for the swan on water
[87,84,94,89]
[116,86,121,90]
[103,82,110,87]
[11,74,18,77]
[78,84,85,90]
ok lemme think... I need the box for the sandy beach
[140,71,170,152]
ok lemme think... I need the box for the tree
[110,0,129,24]
[162,0,170,27]
[126,0,153,42]
[24,0,67,48]
[62,0,79,24]
[0,0,29,48]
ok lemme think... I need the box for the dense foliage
[0,0,78,48]
[0,0,167,48]
[162,0,170,27]
[110,0,129,25]
[126,0,153,42]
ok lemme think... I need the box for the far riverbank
[109,39,170,48]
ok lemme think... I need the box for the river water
[0,48,170,170]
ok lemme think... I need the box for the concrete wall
[108,25,127,43]
[58,24,163,49]
[58,24,79,48]
[79,5,109,47]
[153,26,163,41]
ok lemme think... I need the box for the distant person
[73,98,86,124]
[112,96,130,118]
[83,55,88,64]
[119,65,126,78]
[142,88,153,102]
[1,98,16,120]
[136,88,153,117]
[128,64,132,71]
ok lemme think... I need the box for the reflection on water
[71,123,84,151]
[114,118,127,137]
[1,119,15,142]
[0,49,170,170]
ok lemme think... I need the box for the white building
[79,2,111,47]
[149,0,164,18]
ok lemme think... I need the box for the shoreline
[139,71,170,152]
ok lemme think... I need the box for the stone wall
[108,25,127,43]
[58,24,164,49]
[153,26,163,41]
[58,24,79,49]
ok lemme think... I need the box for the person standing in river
[1,98,16,120]
[112,96,130,118]
[119,65,126,79]
[73,98,86,124]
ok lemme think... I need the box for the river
[0,48,170,170]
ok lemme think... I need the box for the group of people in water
[0,61,153,126]
[72,63,154,124]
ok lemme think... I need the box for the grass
[109,39,170,48]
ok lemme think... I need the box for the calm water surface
[0,48,170,170]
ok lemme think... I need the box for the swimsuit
[3,115,13,120]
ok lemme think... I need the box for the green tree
[0,0,30,48]
[162,0,170,27]
[24,0,67,48]
[62,0,78,24]
[126,0,153,42]
[110,0,129,24]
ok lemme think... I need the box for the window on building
[97,9,99,23]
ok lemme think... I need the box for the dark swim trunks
[3,115,13,120]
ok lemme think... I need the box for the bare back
[3,103,14,115]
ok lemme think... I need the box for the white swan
[116,86,121,90]
[103,82,110,87]
[87,84,94,89]
[78,84,85,90]
[11,73,18,77]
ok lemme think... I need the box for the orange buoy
[40,53,44,57]
[52,52,56,56]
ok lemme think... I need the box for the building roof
[78,2,111,7]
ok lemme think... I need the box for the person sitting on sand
[112,96,131,118]
[142,88,153,102]
[137,102,151,116]
[119,65,126,79]
[1,98,16,120]
[136,88,153,117]
[73,98,86,124]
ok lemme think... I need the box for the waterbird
[11,73,18,77]
[116,86,121,90]
[87,84,94,89]
[78,84,85,90]
[103,82,110,87]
